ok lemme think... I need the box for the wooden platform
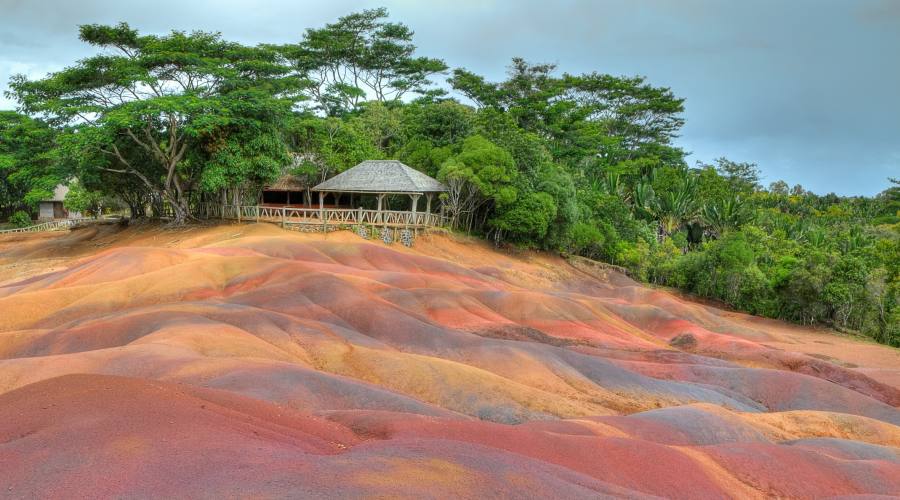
[197,204,446,230]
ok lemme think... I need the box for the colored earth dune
[1,223,898,498]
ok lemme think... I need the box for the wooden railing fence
[0,218,91,235]
[197,204,447,231]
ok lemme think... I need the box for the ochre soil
[1,221,898,498]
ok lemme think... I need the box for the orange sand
[0,221,898,498]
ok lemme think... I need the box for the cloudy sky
[1,0,897,195]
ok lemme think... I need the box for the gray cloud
[1,0,896,194]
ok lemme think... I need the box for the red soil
[0,222,898,498]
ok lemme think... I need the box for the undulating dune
[1,222,898,498]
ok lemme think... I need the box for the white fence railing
[0,218,92,235]
[197,204,447,229]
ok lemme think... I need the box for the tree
[768,180,789,196]
[873,177,900,225]
[438,135,517,232]
[712,157,761,194]
[285,114,381,183]
[0,111,63,215]
[63,179,103,216]
[652,173,698,238]
[450,60,686,172]
[9,23,301,224]
[285,8,447,116]
[490,192,557,244]
[402,100,473,148]
[701,195,753,238]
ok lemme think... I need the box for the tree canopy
[4,10,898,346]
[9,22,302,223]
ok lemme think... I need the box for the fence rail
[0,218,91,235]
[197,204,447,230]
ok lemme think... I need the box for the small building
[261,174,310,206]
[312,160,447,217]
[38,184,81,220]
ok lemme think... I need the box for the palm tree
[632,179,656,220]
[701,195,752,238]
[654,175,698,238]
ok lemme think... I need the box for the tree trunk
[168,194,191,225]
[129,202,145,219]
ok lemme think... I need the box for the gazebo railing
[197,203,447,229]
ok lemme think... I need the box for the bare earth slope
[1,222,898,498]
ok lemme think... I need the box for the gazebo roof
[312,160,447,194]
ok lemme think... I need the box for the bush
[570,222,605,259]
[8,210,32,228]
[491,192,557,243]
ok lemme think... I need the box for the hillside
[1,222,898,498]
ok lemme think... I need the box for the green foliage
[701,195,753,237]
[710,157,761,194]
[9,22,301,223]
[490,192,557,242]
[63,180,101,215]
[285,8,447,116]
[8,210,32,228]
[652,172,698,237]
[3,9,896,347]
[570,222,605,259]
[0,111,63,213]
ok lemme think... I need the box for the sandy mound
[0,222,898,497]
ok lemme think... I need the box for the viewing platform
[202,159,450,233]
[199,204,447,231]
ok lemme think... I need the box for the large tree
[284,8,447,116]
[8,23,301,224]
[449,59,685,174]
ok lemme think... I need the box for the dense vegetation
[1,9,897,345]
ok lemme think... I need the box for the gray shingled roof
[312,160,447,194]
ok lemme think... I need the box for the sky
[1,0,897,195]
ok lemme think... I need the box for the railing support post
[410,194,420,235]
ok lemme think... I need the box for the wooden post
[410,194,420,235]
[426,193,433,215]
[357,206,363,226]
[376,193,384,225]
[255,205,260,223]
[319,191,326,233]
[281,206,285,228]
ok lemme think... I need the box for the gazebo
[312,160,447,222]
